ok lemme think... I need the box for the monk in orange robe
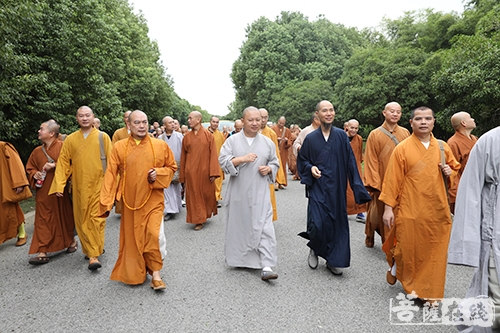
[364,102,410,248]
[259,109,282,221]
[207,115,225,204]
[345,119,367,219]
[180,111,220,231]
[272,116,292,188]
[111,110,132,215]
[380,107,460,300]
[447,111,478,214]
[100,110,176,290]
[26,120,76,264]
[0,141,30,246]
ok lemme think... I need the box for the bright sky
[131,0,465,117]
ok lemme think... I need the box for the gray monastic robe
[448,126,500,332]
[219,132,280,268]
[159,131,183,214]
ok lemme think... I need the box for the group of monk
[0,100,489,320]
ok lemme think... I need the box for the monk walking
[50,106,112,271]
[447,111,477,214]
[381,106,460,300]
[364,102,410,248]
[111,110,132,215]
[100,110,176,290]
[207,115,225,206]
[345,119,367,223]
[26,120,76,264]
[180,111,220,231]
[0,141,31,247]
[272,116,292,189]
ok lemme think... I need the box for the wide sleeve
[5,143,29,189]
[266,139,279,184]
[363,131,381,192]
[448,143,484,267]
[179,136,187,183]
[346,136,371,204]
[153,142,176,189]
[26,148,40,189]
[379,146,404,208]
[444,142,461,190]
[208,134,221,178]
[219,138,239,177]
[49,140,72,195]
[99,144,121,215]
[297,135,315,187]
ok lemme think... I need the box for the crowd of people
[0,101,498,330]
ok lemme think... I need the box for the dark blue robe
[297,127,371,267]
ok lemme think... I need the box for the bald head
[187,111,202,130]
[346,119,360,138]
[382,102,402,125]
[162,116,174,134]
[451,111,476,133]
[233,119,243,133]
[277,116,286,129]
[76,106,94,130]
[259,108,269,129]
[128,110,148,140]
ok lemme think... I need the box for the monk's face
[463,113,476,130]
[128,112,149,140]
[187,112,201,129]
[234,120,243,133]
[38,122,53,141]
[346,121,359,138]
[383,103,402,125]
[242,109,261,137]
[173,120,180,130]
[316,101,335,125]
[210,117,219,131]
[259,111,269,129]
[163,117,175,132]
[123,111,131,125]
[410,108,435,136]
[277,118,286,129]
[76,107,94,130]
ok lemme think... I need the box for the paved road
[0,175,474,332]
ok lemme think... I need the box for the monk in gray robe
[448,126,500,332]
[219,106,280,281]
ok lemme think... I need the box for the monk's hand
[439,163,451,178]
[43,162,56,171]
[383,205,394,229]
[243,153,258,163]
[55,192,63,197]
[34,171,44,180]
[311,166,321,178]
[209,176,216,182]
[258,165,271,176]
[14,187,24,194]
[148,168,156,183]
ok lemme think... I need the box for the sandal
[29,256,50,265]
[66,241,78,253]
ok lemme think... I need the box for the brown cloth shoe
[365,236,374,248]
[15,236,28,247]
[194,224,204,231]
[386,270,397,285]
[150,279,166,290]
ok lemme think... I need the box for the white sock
[262,267,272,272]
[390,262,397,276]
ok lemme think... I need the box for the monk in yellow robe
[345,119,367,219]
[180,111,220,231]
[259,109,282,221]
[364,102,410,248]
[207,115,225,204]
[26,120,76,264]
[380,107,460,300]
[272,116,292,188]
[0,141,30,246]
[50,106,112,271]
[100,110,176,290]
[447,111,478,214]
[111,110,132,215]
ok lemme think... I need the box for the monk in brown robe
[288,125,300,180]
[364,102,410,248]
[100,110,176,290]
[0,141,30,246]
[180,111,220,231]
[381,106,460,300]
[447,111,478,214]
[259,109,282,221]
[111,110,132,215]
[26,120,76,264]
[345,119,367,221]
[207,115,225,205]
[272,116,292,188]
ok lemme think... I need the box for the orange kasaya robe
[0,142,28,244]
[209,128,225,201]
[271,125,292,186]
[380,134,460,299]
[112,126,130,214]
[100,135,176,285]
[26,140,75,254]
[180,126,220,224]
[288,133,298,175]
[364,123,410,244]
[260,126,283,221]
[49,128,112,258]
[447,131,478,213]
[346,134,366,215]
